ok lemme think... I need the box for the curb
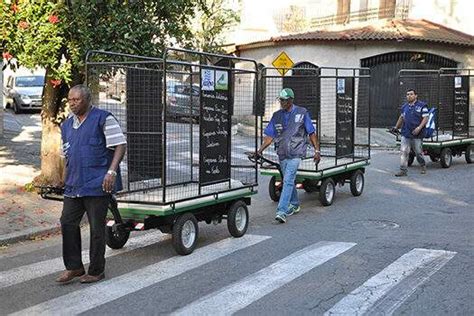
[0,225,61,246]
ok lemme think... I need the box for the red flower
[18,21,29,29]
[48,15,59,24]
[2,51,13,60]
[11,4,19,13]
[50,79,62,88]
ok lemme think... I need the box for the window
[337,0,351,24]
[379,0,396,19]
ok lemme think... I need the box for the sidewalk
[0,110,62,246]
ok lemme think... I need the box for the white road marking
[172,241,356,315]
[10,234,270,316]
[325,248,456,316]
[0,231,167,289]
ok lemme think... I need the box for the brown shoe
[56,268,85,284]
[79,272,105,284]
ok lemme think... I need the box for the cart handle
[386,127,401,137]
[36,186,65,201]
[244,151,280,168]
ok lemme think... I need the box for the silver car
[4,75,44,113]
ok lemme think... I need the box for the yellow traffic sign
[272,52,294,76]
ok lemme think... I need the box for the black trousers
[60,196,110,276]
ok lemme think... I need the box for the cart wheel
[440,148,452,168]
[105,226,130,249]
[429,154,439,163]
[227,200,249,238]
[172,213,199,255]
[302,179,318,193]
[269,176,281,202]
[465,144,473,164]
[407,152,415,167]
[319,178,335,206]
[350,170,364,197]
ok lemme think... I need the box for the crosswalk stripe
[0,231,167,289]
[10,234,270,316]
[325,248,456,316]
[172,241,356,315]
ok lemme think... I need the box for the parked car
[4,74,44,113]
[166,82,200,123]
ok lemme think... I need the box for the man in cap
[257,88,320,223]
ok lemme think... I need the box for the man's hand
[102,172,116,193]
[412,126,422,136]
[314,150,321,163]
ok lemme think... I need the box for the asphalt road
[0,149,472,315]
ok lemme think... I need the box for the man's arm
[412,116,429,136]
[394,115,404,129]
[309,133,320,162]
[102,144,126,193]
[257,136,273,155]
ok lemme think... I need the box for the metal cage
[259,66,371,172]
[85,49,259,206]
[399,69,473,142]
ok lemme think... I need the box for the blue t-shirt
[264,105,316,138]
[401,100,429,139]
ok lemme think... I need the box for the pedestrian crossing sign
[272,52,294,76]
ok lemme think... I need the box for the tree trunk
[33,66,84,186]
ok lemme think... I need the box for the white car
[4,74,44,113]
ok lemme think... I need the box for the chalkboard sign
[453,76,469,136]
[199,68,231,185]
[336,77,354,158]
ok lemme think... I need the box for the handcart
[257,66,371,206]
[39,49,260,256]
[396,69,474,168]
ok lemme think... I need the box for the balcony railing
[311,5,410,29]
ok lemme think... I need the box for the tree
[193,0,240,53]
[1,0,200,185]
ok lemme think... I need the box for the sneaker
[289,204,301,214]
[420,166,426,174]
[395,170,407,177]
[275,213,287,223]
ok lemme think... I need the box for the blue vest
[272,105,309,160]
[401,100,428,139]
[61,107,123,197]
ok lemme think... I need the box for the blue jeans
[276,158,301,215]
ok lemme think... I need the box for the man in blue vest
[257,88,320,223]
[392,89,429,176]
[56,85,126,284]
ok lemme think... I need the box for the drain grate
[350,219,400,229]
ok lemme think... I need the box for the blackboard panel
[453,76,469,136]
[199,68,231,185]
[126,68,162,182]
[336,77,355,157]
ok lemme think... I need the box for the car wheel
[269,176,281,202]
[350,170,364,197]
[319,177,335,206]
[13,100,22,114]
[465,144,473,164]
[227,200,249,238]
[440,148,452,168]
[172,213,199,255]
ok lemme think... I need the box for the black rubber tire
[350,170,364,197]
[319,177,335,206]
[302,179,318,193]
[429,155,439,163]
[13,100,21,114]
[105,226,130,249]
[440,148,452,168]
[269,176,281,202]
[407,152,415,167]
[465,144,473,164]
[227,200,249,238]
[172,213,199,255]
